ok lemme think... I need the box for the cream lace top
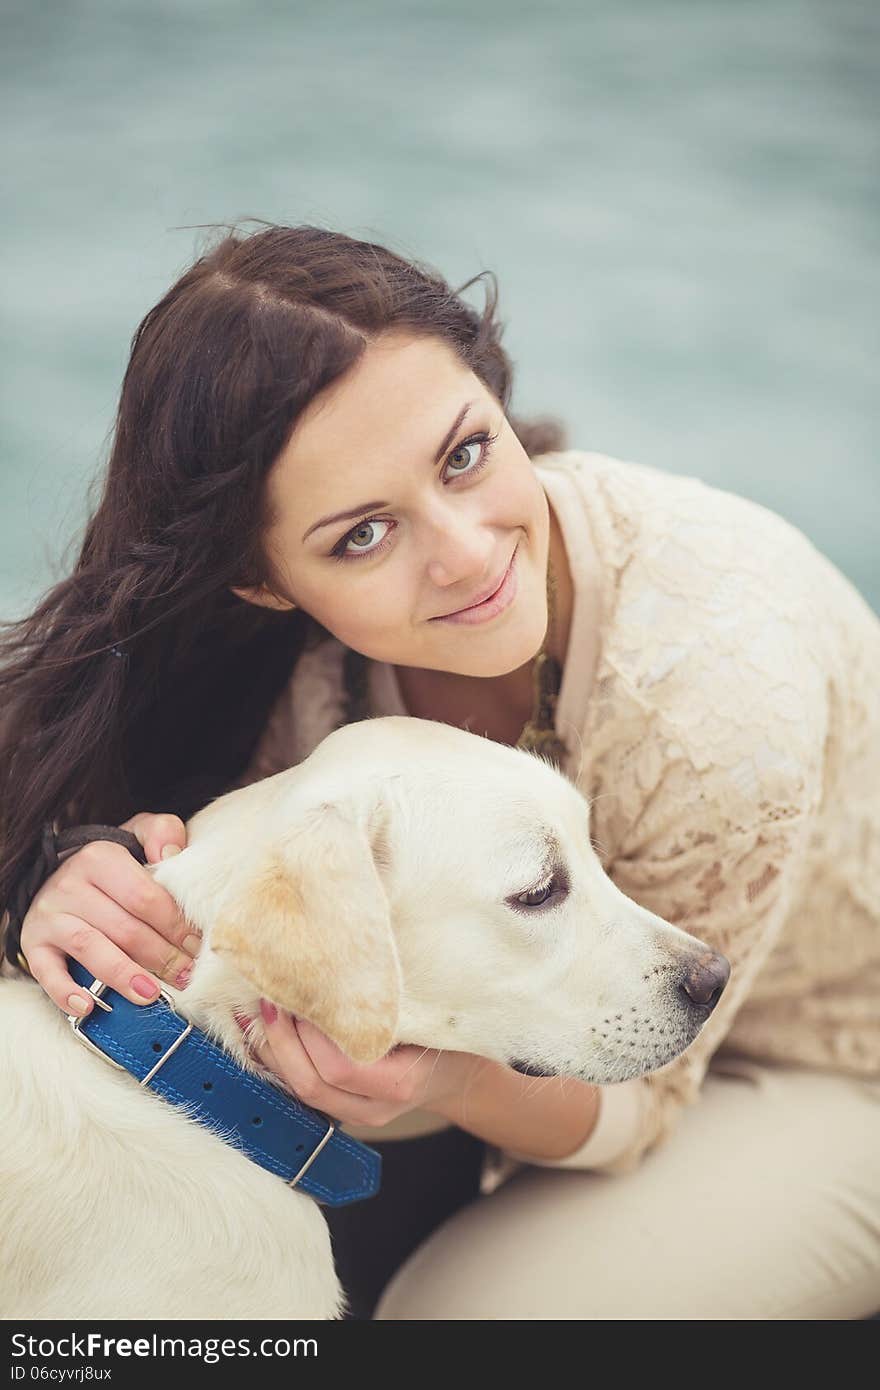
[234,450,880,1190]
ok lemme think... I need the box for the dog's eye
[517,879,555,908]
[506,864,569,915]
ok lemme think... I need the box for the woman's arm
[426,1055,602,1161]
[249,1005,652,1171]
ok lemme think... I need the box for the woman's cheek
[330,568,412,657]
[492,461,541,531]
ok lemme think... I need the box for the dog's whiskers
[396,1045,433,1081]
[518,1071,556,1102]
[425,1047,446,1097]
[457,1056,493,1126]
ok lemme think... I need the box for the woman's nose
[424,515,495,588]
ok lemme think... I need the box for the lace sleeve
[503,488,833,1175]
[503,730,827,1179]
[608,799,821,1172]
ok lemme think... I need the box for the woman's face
[235,329,550,679]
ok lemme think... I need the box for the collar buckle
[63,965,381,1204]
[68,976,193,1084]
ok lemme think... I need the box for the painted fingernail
[259,997,277,1025]
[175,966,192,989]
[67,993,91,1016]
[132,974,160,999]
[234,1012,254,1031]
[183,933,202,956]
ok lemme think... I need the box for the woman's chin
[448,620,547,679]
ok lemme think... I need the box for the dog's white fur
[1,716,725,1319]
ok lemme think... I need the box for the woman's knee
[375,1067,880,1320]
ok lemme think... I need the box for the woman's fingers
[66,840,200,966]
[25,926,165,1017]
[293,1013,406,1091]
[253,1027,400,1126]
[55,878,196,987]
[284,1014,464,1113]
[245,1006,420,1126]
[120,812,187,867]
[19,837,200,1016]
[248,1005,325,1104]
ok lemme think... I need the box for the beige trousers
[374,1059,880,1320]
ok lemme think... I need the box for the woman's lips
[431,546,519,626]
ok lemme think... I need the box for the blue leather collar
[67,959,382,1207]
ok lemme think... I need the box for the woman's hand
[238,1000,482,1128]
[19,812,201,1018]
[239,1001,603,1162]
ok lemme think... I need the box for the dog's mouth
[509,1058,557,1079]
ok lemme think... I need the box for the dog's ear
[210,800,401,1064]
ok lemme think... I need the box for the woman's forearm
[426,1055,602,1161]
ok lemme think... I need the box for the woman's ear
[229,584,296,612]
[210,802,400,1063]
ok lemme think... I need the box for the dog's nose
[679,952,730,1011]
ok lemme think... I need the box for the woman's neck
[394,498,574,745]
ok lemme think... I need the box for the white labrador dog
[1,716,729,1320]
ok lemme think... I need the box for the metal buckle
[67,976,193,1084]
[287,1117,336,1189]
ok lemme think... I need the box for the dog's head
[151,716,728,1085]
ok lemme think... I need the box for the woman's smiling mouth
[431,545,519,626]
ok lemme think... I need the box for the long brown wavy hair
[0,219,567,965]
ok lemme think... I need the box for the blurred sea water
[1,0,877,620]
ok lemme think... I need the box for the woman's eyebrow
[300,400,475,542]
[301,498,387,543]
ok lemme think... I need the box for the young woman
[2,223,878,1321]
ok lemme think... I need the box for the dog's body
[2,717,728,1319]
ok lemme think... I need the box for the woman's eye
[516,880,555,908]
[334,517,393,560]
[443,439,484,477]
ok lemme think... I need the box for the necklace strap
[515,555,568,770]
